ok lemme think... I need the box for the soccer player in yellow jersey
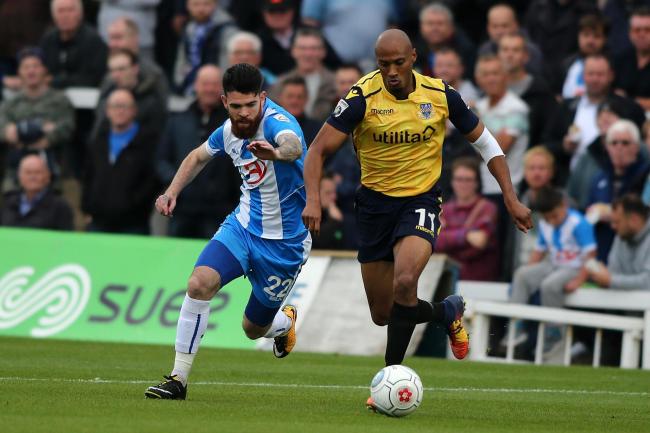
[303,29,532,405]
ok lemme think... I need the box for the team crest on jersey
[333,99,349,117]
[242,160,267,185]
[419,103,433,120]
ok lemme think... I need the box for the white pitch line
[0,376,648,397]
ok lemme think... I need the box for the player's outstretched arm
[248,133,303,162]
[465,122,533,233]
[155,143,212,217]
[302,123,349,235]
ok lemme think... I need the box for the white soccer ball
[369,365,423,417]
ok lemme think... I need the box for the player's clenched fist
[302,201,322,235]
[156,194,176,217]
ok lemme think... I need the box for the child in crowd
[508,186,596,356]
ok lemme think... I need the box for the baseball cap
[597,97,626,118]
[16,46,46,67]
[262,0,295,12]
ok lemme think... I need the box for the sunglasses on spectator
[607,139,632,146]
[107,103,135,109]
[109,65,133,73]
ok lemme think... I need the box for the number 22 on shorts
[263,273,297,302]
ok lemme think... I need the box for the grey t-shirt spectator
[607,218,650,290]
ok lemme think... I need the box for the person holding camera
[0,47,75,191]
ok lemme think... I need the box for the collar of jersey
[382,72,420,102]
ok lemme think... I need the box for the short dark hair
[584,53,611,67]
[120,17,140,36]
[337,63,363,77]
[631,6,650,20]
[451,156,482,192]
[109,48,139,65]
[598,97,626,117]
[532,186,565,213]
[280,74,307,92]
[17,46,46,67]
[613,193,649,219]
[222,63,263,95]
[579,13,609,35]
[500,30,529,46]
[294,27,325,47]
[476,53,502,68]
[435,47,463,63]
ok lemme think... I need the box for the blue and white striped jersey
[205,98,308,240]
[535,209,596,268]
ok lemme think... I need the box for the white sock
[263,309,292,338]
[172,352,195,386]
[172,295,211,383]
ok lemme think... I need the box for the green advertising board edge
[0,228,256,349]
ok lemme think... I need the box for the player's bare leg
[363,240,436,410]
[241,305,297,358]
[392,236,432,306]
[145,266,221,400]
[361,261,394,326]
[383,236,433,365]
[242,316,273,339]
[386,236,468,365]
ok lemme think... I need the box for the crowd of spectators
[1,1,649,309]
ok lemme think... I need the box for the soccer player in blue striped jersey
[145,64,311,400]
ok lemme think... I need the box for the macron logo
[371,108,395,115]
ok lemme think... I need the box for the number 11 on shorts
[415,208,436,231]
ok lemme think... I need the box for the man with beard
[145,63,311,400]
[587,193,650,290]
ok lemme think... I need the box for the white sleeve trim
[581,244,597,253]
[203,140,218,156]
[274,129,299,144]
[471,127,505,163]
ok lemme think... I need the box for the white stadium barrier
[459,281,650,370]
[4,87,193,112]
[294,252,457,357]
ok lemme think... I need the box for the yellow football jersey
[328,69,478,197]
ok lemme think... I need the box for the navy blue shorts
[355,185,442,263]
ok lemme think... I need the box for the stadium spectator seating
[2,1,650,372]
[459,280,650,370]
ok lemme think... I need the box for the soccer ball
[369,365,423,417]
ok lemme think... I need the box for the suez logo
[0,264,229,336]
[372,125,436,144]
[0,264,91,337]
[87,285,229,330]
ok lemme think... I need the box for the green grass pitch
[1,336,648,433]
